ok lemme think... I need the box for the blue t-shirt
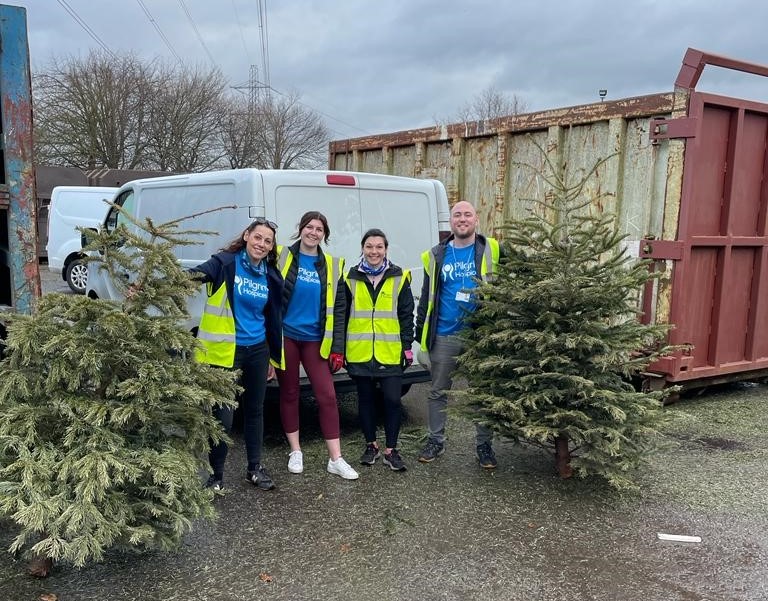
[233,257,269,346]
[283,252,323,341]
[436,242,477,336]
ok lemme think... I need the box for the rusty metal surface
[0,5,39,313]
[330,93,675,155]
[676,47,768,90]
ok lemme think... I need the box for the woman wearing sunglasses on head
[275,211,359,480]
[191,218,284,492]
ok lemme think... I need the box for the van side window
[105,190,135,232]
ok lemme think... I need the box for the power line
[135,0,183,65]
[56,0,115,57]
[257,0,270,89]
[230,75,369,135]
[230,0,254,64]
[178,0,218,68]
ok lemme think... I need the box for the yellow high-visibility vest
[277,245,344,359]
[346,271,410,365]
[195,281,236,367]
[419,238,499,348]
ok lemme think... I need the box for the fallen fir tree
[0,210,237,575]
[455,149,679,490]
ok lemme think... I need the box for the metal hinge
[649,117,697,144]
[640,239,684,260]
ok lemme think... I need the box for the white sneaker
[327,456,359,480]
[287,450,303,474]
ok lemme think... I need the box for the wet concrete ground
[0,272,765,600]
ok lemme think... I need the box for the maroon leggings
[276,338,341,440]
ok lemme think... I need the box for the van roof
[116,168,442,192]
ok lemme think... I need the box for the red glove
[329,353,344,373]
[403,350,413,368]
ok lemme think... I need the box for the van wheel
[65,259,88,294]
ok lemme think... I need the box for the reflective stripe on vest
[277,245,343,359]
[195,281,236,367]
[346,272,409,365]
[419,238,500,348]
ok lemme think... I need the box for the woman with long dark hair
[275,211,358,480]
[192,218,283,491]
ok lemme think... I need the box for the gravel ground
[0,270,765,601]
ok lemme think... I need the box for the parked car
[46,186,117,293]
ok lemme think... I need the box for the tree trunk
[28,554,53,578]
[555,434,573,479]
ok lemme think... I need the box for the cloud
[15,0,768,140]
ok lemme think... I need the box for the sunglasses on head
[250,217,278,230]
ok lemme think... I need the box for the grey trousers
[426,334,493,447]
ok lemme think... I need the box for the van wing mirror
[81,227,98,247]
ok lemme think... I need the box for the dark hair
[361,228,388,248]
[221,219,278,264]
[292,211,330,244]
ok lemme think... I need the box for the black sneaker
[246,465,276,490]
[204,475,224,492]
[418,440,445,463]
[360,443,380,465]
[383,449,407,471]
[476,442,497,469]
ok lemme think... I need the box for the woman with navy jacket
[192,218,283,492]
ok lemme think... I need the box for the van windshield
[105,190,135,232]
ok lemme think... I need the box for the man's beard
[453,228,474,240]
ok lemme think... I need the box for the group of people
[191,200,499,492]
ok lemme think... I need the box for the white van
[85,168,450,393]
[46,185,118,293]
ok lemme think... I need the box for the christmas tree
[456,150,677,490]
[0,209,238,574]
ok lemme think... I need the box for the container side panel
[506,130,550,224]
[421,143,453,197]
[689,108,731,236]
[729,111,768,236]
[751,250,768,359]
[561,123,618,218]
[359,149,384,175]
[619,118,668,240]
[463,137,499,234]
[392,146,417,178]
[717,247,754,363]
[686,248,717,368]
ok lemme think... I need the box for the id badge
[455,291,470,302]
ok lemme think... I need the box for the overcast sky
[12,0,768,140]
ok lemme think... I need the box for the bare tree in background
[33,50,329,172]
[144,64,228,172]
[218,95,262,169]
[450,85,527,124]
[255,91,329,169]
[33,51,156,169]
[219,90,328,170]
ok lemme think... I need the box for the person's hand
[402,349,413,369]
[267,364,276,381]
[329,353,344,374]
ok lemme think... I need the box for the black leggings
[209,342,270,477]
[354,375,403,450]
